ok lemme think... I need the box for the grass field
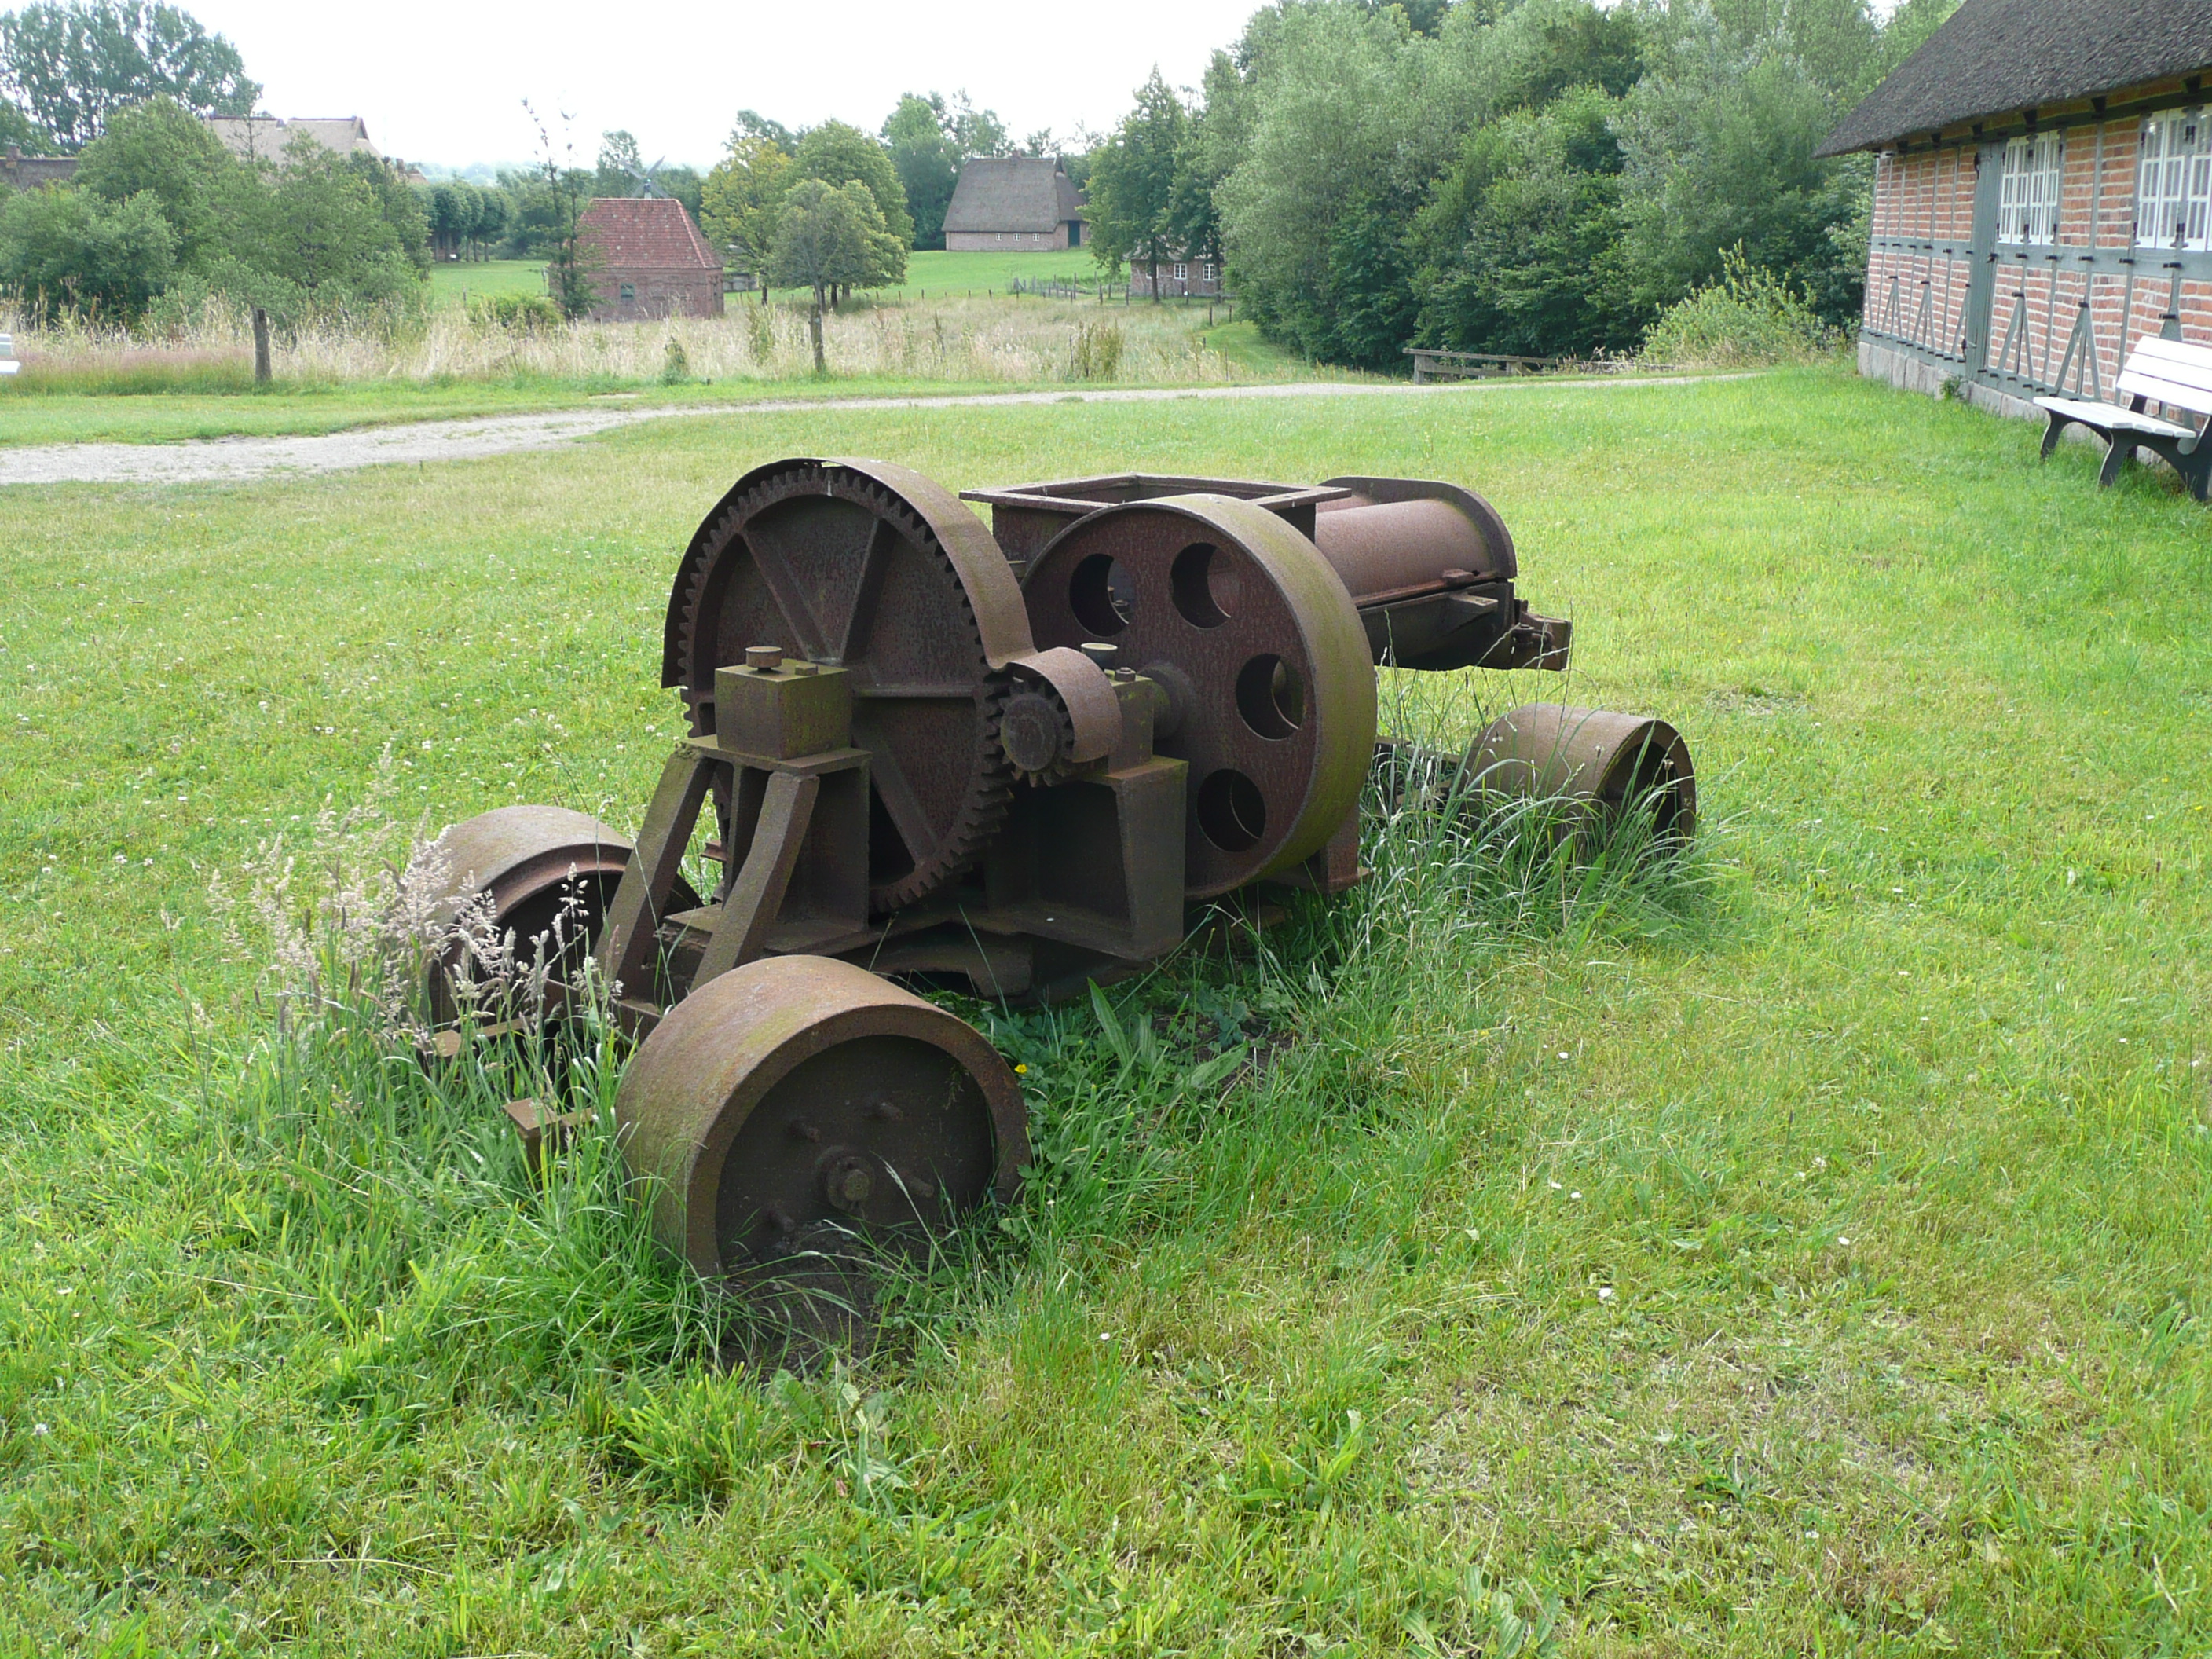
[427,258,550,310]
[2,366,2209,1654]
[422,251,1119,312]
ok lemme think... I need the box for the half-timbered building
[1820,0,2212,414]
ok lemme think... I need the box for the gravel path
[0,374,1751,487]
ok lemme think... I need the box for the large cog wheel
[664,457,1036,912]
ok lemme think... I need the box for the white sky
[183,0,1263,171]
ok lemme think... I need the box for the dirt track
[0,374,1750,487]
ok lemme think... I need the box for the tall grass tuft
[193,685,1713,1400]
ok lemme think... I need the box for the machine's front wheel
[615,955,1028,1285]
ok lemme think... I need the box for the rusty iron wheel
[615,954,1028,1284]
[1466,704,1697,842]
[1020,494,1378,896]
[417,805,639,1026]
[661,456,1037,911]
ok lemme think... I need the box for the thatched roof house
[943,157,1086,252]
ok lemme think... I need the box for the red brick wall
[587,266,725,323]
[1864,113,2212,398]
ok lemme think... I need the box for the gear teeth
[667,460,1015,914]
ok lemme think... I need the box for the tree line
[1079,0,1957,368]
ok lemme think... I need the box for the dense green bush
[469,291,563,331]
[0,181,174,321]
[1639,247,1841,366]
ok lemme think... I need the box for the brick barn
[1822,0,2212,416]
[943,157,1086,251]
[573,198,725,323]
[1128,252,1224,298]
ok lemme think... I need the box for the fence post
[251,306,271,385]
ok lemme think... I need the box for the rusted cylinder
[615,955,1027,1280]
[1309,478,1515,605]
[416,805,635,1024]
[1465,704,1696,841]
[1310,499,1492,604]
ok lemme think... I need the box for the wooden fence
[1405,347,1668,382]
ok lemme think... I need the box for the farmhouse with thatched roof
[1824,0,2212,414]
[943,157,1086,251]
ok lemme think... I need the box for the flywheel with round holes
[661,457,1038,911]
[1020,495,1378,898]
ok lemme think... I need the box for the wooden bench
[2034,335,2212,499]
[1407,347,1559,383]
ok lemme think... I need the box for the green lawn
[427,258,548,310]
[0,375,1098,448]
[3,367,2209,1653]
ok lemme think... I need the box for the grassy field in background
[2,367,2209,1653]
[427,258,550,309]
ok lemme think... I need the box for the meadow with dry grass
[3,290,1287,396]
[2,367,2208,1654]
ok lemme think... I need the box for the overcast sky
[183,0,1263,170]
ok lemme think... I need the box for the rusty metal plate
[1020,494,1376,897]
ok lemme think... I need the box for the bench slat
[2115,366,2212,417]
[2124,333,2212,372]
[2034,395,2194,438]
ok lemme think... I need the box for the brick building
[943,157,1086,251]
[1822,0,2212,416]
[1127,252,1224,298]
[573,198,725,322]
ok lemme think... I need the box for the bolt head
[745,644,783,671]
[826,1157,874,1214]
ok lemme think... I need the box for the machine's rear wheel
[1466,704,1697,843]
[416,806,636,1026]
[615,955,1027,1283]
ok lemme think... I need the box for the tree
[790,120,913,258]
[1086,70,1188,301]
[1612,13,1862,318]
[206,139,423,318]
[1414,86,1641,358]
[699,132,789,298]
[0,1,256,152]
[71,90,229,265]
[339,147,430,271]
[595,128,646,197]
[519,101,600,320]
[882,93,959,250]
[767,177,903,372]
[730,108,793,152]
[0,181,174,319]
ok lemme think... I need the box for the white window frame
[2137,108,2211,251]
[1173,262,1188,282]
[1997,132,2064,245]
[1201,261,1218,283]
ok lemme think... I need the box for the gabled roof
[943,157,1085,234]
[205,115,379,161]
[1819,0,2212,156]
[577,197,722,270]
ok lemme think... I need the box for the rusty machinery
[425,458,1694,1289]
